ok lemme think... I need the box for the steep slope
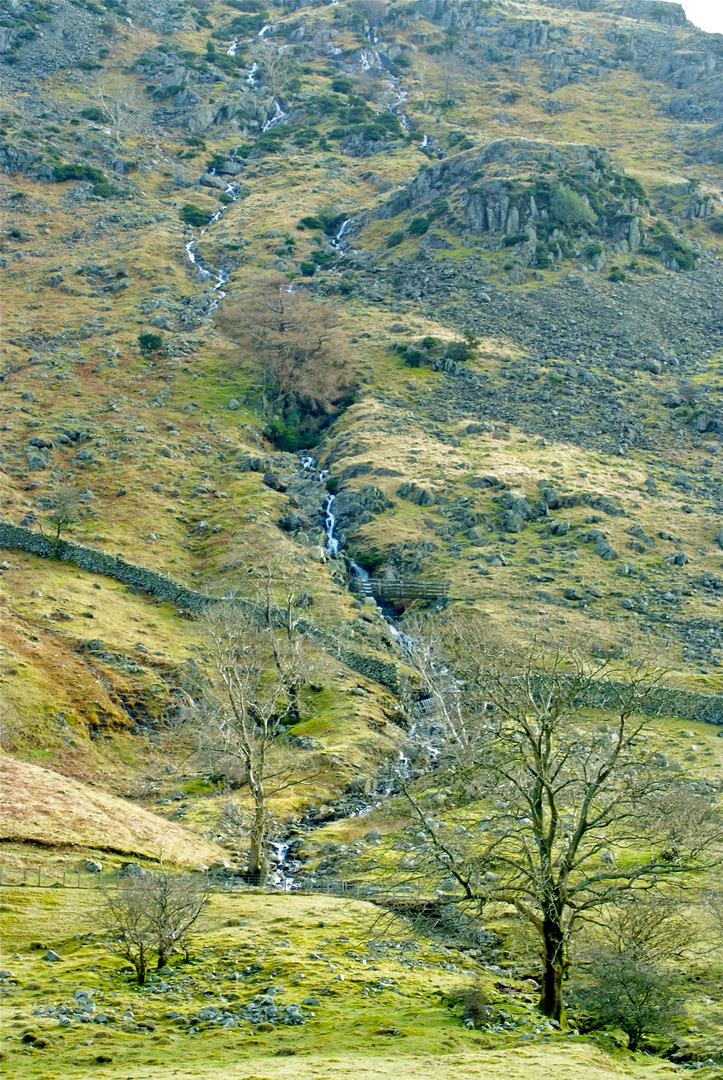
[1,0,721,828]
[0,753,227,864]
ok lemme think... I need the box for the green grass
[0,888,697,1080]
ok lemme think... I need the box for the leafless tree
[215,282,354,435]
[187,599,324,885]
[252,557,313,725]
[574,896,693,1049]
[97,83,146,146]
[383,629,721,1025]
[253,40,292,100]
[352,0,388,27]
[101,868,209,983]
[439,55,468,107]
[41,485,81,555]
[411,52,434,113]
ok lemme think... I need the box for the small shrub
[585,242,604,258]
[347,545,385,574]
[577,951,677,1051]
[298,215,324,231]
[448,980,493,1025]
[444,340,473,362]
[264,417,315,452]
[180,203,212,227]
[218,192,233,204]
[93,181,127,198]
[77,58,102,70]
[402,347,425,367]
[608,266,626,282]
[550,184,597,227]
[80,106,106,122]
[535,241,551,269]
[54,163,106,183]
[299,261,317,276]
[331,77,354,94]
[710,215,723,234]
[503,232,527,246]
[138,332,164,354]
[408,216,429,236]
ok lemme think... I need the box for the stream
[176,45,427,886]
[184,178,242,312]
[265,456,446,891]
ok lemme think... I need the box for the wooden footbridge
[356,579,450,601]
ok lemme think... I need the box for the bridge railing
[358,580,450,601]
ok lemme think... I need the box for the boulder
[199,173,227,190]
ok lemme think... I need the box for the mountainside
[1,0,722,1074]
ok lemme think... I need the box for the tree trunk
[135,944,147,985]
[248,797,267,886]
[539,916,568,1027]
[286,680,301,725]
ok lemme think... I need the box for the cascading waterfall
[184,181,240,312]
[265,455,447,887]
[330,218,351,251]
[262,100,288,132]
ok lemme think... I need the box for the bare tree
[252,558,313,725]
[439,55,468,107]
[97,83,146,147]
[41,485,81,556]
[148,868,211,969]
[215,282,354,438]
[101,869,209,983]
[574,896,693,1049]
[411,52,435,113]
[352,0,388,28]
[253,40,292,100]
[385,630,721,1025]
[188,600,324,885]
[103,875,154,984]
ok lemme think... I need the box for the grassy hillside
[1,0,722,1075]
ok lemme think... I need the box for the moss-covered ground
[2,887,715,1080]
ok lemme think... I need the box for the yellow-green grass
[315,396,722,685]
[0,755,226,866]
[0,888,689,1080]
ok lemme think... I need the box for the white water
[323,493,339,555]
[246,61,258,85]
[227,37,238,56]
[264,453,448,885]
[184,182,241,312]
[357,37,410,131]
[359,47,381,71]
[262,100,288,132]
[258,23,271,36]
[330,217,351,251]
